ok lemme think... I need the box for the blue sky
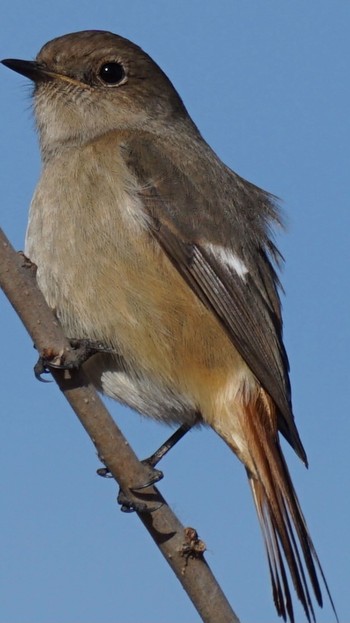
[0,2,349,622]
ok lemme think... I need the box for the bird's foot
[97,423,196,513]
[98,460,163,513]
[34,338,115,380]
[117,487,163,514]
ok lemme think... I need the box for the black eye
[98,62,126,85]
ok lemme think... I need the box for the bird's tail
[222,388,337,623]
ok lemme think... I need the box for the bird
[1,30,337,623]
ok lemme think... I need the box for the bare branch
[0,227,240,623]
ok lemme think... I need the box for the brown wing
[122,134,306,463]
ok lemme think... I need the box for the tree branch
[0,227,240,623]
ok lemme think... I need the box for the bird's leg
[34,338,115,380]
[98,422,195,513]
[131,422,193,489]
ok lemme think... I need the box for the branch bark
[0,227,240,623]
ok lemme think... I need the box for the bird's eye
[98,62,126,86]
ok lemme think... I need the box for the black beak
[1,58,50,82]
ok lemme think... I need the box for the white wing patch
[207,244,249,280]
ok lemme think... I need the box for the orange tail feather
[230,389,337,623]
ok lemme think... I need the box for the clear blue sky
[0,2,349,622]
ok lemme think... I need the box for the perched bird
[2,31,336,623]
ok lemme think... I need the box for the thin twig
[0,227,240,623]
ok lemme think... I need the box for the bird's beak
[1,58,90,89]
[1,58,51,82]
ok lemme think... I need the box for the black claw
[34,357,53,382]
[120,504,136,514]
[96,467,113,478]
[118,492,148,513]
[117,488,162,514]
[97,462,163,489]
[130,463,164,491]
[97,466,163,513]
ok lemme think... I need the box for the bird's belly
[25,146,253,423]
